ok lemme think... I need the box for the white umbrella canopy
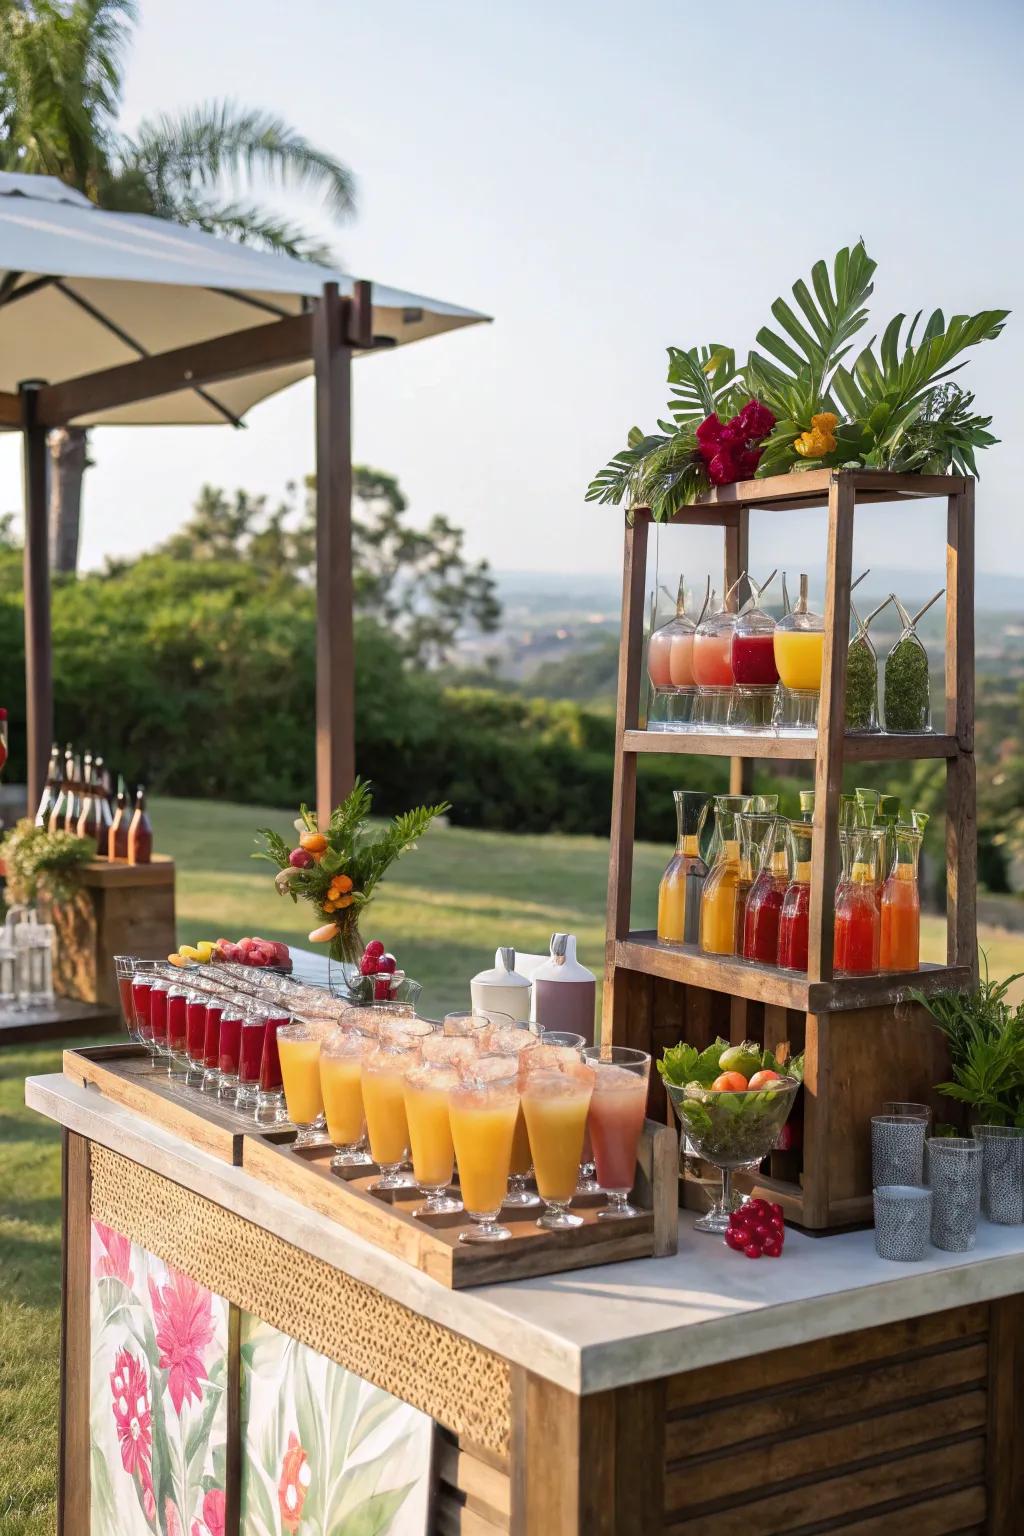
[0,172,489,426]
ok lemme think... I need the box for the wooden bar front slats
[662,1302,991,1534]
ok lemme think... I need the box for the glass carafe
[778,822,814,973]
[880,827,922,972]
[742,816,787,965]
[693,577,743,729]
[647,577,702,732]
[699,807,743,956]
[657,791,711,946]
[774,574,824,733]
[834,829,880,976]
[734,812,777,954]
[845,596,891,733]
[884,590,941,734]
[731,570,779,732]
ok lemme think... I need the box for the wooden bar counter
[29,1073,1024,1536]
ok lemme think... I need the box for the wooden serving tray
[242,1120,679,1288]
[63,1044,295,1166]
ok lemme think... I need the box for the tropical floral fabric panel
[89,1220,229,1536]
[239,1314,433,1536]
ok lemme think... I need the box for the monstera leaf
[665,344,744,426]
[747,241,877,419]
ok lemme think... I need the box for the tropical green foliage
[0,817,93,902]
[915,959,1024,1127]
[588,241,1008,519]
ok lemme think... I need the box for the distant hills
[494,567,1024,619]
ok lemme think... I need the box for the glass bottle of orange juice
[699,805,743,956]
[657,791,710,946]
[880,827,922,972]
[774,574,825,692]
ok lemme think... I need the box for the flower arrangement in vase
[587,241,1007,520]
[255,780,448,981]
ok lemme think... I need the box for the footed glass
[666,1077,800,1232]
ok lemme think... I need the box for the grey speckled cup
[972,1125,1024,1226]
[928,1138,982,1252]
[872,1115,926,1189]
[874,1185,932,1262]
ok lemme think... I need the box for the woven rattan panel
[89,1143,512,1456]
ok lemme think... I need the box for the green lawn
[1,796,1021,1535]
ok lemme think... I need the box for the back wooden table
[28,1072,1024,1536]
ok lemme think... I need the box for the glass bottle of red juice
[778,822,814,973]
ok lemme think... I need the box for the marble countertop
[27,1071,1024,1395]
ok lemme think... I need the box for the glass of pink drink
[581,1045,650,1220]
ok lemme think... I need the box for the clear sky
[2,0,1023,587]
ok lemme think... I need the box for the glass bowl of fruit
[660,1039,802,1234]
[329,938,423,1009]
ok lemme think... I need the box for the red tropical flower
[95,1221,134,1288]
[278,1433,312,1533]
[200,1489,225,1536]
[110,1348,152,1477]
[165,1500,183,1536]
[148,1268,215,1416]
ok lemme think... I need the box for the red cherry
[363,939,385,960]
[728,1209,751,1228]
[375,953,397,975]
[748,1199,770,1218]
[770,1202,785,1220]
[744,1242,763,1259]
[752,1223,774,1244]
[724,1228,747,1251]
[372,977,391,1001]
[762,1238,783,1258]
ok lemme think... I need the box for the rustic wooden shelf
[624,729,958,761]
[615,933,973,1014]
[605,468,978,1230]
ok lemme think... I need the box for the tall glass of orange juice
[404,1063,462,1216]
[521,1067,594,1229]
[277,1023,330,1146]
[361,1020,433,1192]
[482,1020,542,1208]
[449,1058,520,1243]
[320,1032,373,1169]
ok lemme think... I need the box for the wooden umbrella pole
[20,380,52,815]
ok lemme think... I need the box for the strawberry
[363,939,385,960]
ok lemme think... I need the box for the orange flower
[334,893,354,909]
[299,831,328,855]
[330,874,353,894]
[278,1433,311,1534]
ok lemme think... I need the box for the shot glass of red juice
[114,956,139,1042]
[236,1014,269,1109]
[149,980,170,1060]
[165,984,190,1076]
[185,992,207,1084]
[201,1000,225,1093]
[217,1000,245,1101]
[130,965,159,1054]
[256,1010,289,1123]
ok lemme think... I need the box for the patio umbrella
[0,172,490,813]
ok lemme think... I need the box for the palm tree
[0,0,356,572]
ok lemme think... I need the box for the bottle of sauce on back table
[532,933,596,1046]
[108,775,130,860]
[127,785,153,865]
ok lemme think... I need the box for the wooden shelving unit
[604,468,977,1230]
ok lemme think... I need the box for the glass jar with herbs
[884,590,943,733]
[844,596,891,733]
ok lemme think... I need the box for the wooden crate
[63,1044,294,1165]
[604,470,975,1229]
[45,855,177,1006]
[243,1120,678,1288]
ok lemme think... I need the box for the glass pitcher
[834,828,880,976]
[845,596,891,733]
[880,827,923,972]
[884,590,942,734]
[731,570,779,732]
[742,816,787,965]
[657,791,711,946]
[735,812,778,954]
[647,577,705,731]
[773,573,824,734]
[699,806,744,956]
[778,822,814,973]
